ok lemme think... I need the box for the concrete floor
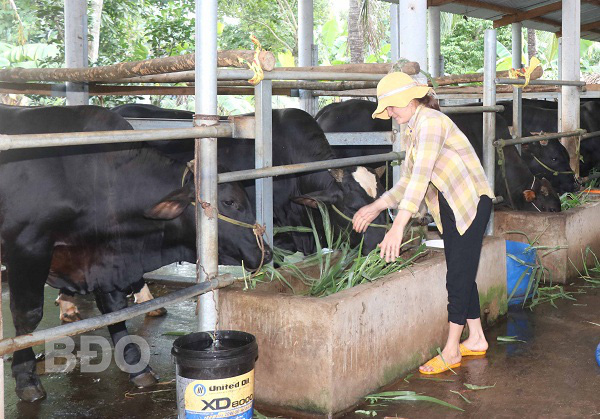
[1,280,599,418]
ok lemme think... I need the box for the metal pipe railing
[495,78,586,87]
[0,274,234,356]
[0,125,232,150]
[218,151,405,183]
[493,129,585,147]
[441,105,504,114]
[581,130,600,140]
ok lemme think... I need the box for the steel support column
[64,0,89,105]
[254,81,274,252]
[398,0,427,69]
[483,29,496,234]
[390,3,399,61]
[512,23,523,153]
[561,0,581,173]
[195,0,219,332]
[428,6,441,77]
[298,0,317,116]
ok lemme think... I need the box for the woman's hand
[352,199,387,233]
[379,209,412,263]
[379,225,405,262]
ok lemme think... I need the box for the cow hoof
[131,370,159,388]
[15,377,46,402]
[60,310,82,323]
[145,307,167,317]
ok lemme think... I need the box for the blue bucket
[506,240,537,305]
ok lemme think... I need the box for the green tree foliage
[440,16,511,74]
[218,0,329,57]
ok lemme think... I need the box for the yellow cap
[372,72,431,119]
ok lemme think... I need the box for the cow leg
[131,279,167,317]
[55,290,83,323]
[94,289,158,388]
[8,254,50,402]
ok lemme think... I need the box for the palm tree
[348,0,364,63]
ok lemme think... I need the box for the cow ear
[374,165,387,179]
[144,186,194,220]
[523,189,536,202]
[539,178,552,196]
[328,169,344,183]
[291,189,341,208]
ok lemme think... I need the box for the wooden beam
[581,18,600,32]
[444,0,562,28]
[428,0,456,6]
[493,1,562,28]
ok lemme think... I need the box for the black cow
[316,99,561,212]
[0,104,269,402]
[113,104,388,256]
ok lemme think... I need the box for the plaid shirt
[381,105,494,235]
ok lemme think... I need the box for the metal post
[64,0,89,105]
[390,3,399,61]
[512,23,523,153]
[0,239,3,418]
[254,81,274,253]
[428,6,441,78]
[298,0,317,116]
[398,0,427,68]
[195,0,219,332]
[483,29,496,234]
[557,37,563,136]
[392,119,404,185]
[561,0,581,173]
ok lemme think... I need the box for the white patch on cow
[352,166,377,199]
[134,283,154,304]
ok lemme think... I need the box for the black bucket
[172,330,258,419]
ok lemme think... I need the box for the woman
[352,72,494,375]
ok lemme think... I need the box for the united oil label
[181,370,254,419]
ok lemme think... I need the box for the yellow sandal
[419,355,461,375]
[459,343,487,357]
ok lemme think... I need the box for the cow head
[522,177,561,212]
[144,180,272,270]
[291,166,388,255]
[521,138,579,194]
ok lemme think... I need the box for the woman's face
[386,100,417,124]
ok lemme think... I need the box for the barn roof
[384,1,600,42]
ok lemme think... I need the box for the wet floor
[2,282,186,419]
[342,284,600,419]
[1,280,599,418]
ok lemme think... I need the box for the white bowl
[424,239,444,249]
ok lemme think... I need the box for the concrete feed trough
[218,236,507,415]
[494,201,600,284]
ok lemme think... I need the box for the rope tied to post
[238,35,264,85]
[509,56,540,88]
[181,160,268,277]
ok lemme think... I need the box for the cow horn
[329,168,344,183]
[374,165,387,179]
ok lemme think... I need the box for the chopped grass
[417,377,455,382]
[252,203,427,297]
[560,187,594,211]
[450,390,472,404]
[365,391,464,412]
[463,383,496,391]
[497,335,526,344]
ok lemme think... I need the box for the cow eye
[223,200,234,207]
[552,158,557,161]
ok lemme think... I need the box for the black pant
[439,193,492,326]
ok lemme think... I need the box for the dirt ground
[1,280,599,418]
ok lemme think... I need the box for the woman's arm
[379,209,412,262]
